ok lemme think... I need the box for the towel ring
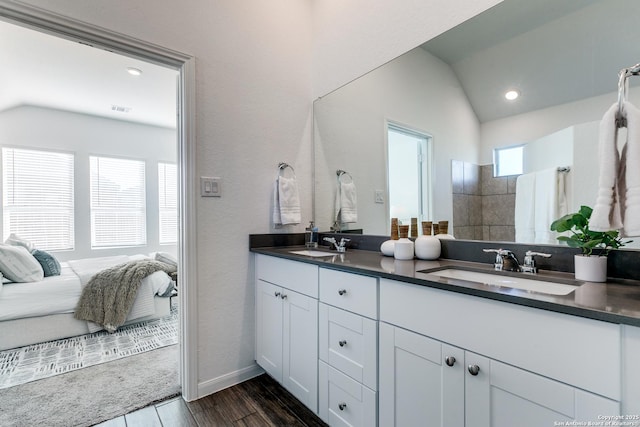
[336,169,353,183]
[278,162,295,177]
[616,62,640,128]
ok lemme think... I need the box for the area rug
[0,344,180,427]
[0,305,178,389]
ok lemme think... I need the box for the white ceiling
[422,0,640,123]
[3,1,639,128]
[0,20,178,129]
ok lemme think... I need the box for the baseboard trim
[196,363,265,400]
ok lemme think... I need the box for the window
[158,162,177,244]
[2,147,75,251]
[90,156,146,248]
[493,145,524,177]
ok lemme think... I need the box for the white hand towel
[514,172,536,243]
[622,101,640,236]
[534,168,567,244]
[334,181,357,223]
[272,175,301,225]
[590,102,623,232]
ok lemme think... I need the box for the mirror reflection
[313,0,640,244]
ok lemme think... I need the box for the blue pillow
[31,249,61,277]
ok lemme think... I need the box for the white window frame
[2,146,75,251]
[493,144,525,177]
[158,162,177,245]
[90,155,147,248]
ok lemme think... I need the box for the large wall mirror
[313,0,640,246]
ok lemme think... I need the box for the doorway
[0,6,197,400]
[387,122,433,226]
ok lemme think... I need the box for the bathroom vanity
[252,244,640,426]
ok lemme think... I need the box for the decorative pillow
[0,245,44,282]
[154,251,178,269]
[5,233,35,252]
[31,249,62,277]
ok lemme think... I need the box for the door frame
[0,1,199,401]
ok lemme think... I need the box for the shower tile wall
[452,161,516,241]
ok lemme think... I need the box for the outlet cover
[375,190,384,204]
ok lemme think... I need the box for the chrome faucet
[521,251,552,274]
[483,248,521,272]
[324,237,350,253]
[483,248,552,274]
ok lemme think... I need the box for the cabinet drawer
[320,268,377,318]
[319,303,377,390]
[380,278,621,401]
[256,254,318,298]
[319,361,377,427]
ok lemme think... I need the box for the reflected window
[387,123,432,225]
[494,145,524,177]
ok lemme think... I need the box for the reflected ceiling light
[127,67,142,76]
[505,90,519,101]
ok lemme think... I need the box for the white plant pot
[574,255,608,282]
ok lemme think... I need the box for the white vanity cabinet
[622,325,640,414]
[379,278,622,427]
[318,268,378,426]
[255,254,319,413]
[380,323,619,427]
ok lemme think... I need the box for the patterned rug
[0,304,178,389]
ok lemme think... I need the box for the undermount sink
[420,267,580,296]
[289,249,335,257]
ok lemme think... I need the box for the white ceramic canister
[394,238,414,260]
[394,225,414,260]
[380,240,396,257]
[414,235,441,260]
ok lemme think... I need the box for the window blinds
[2,147,75,251]
[158,162,177,244]
[90,156,146,248]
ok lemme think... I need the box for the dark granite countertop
[251,245,640,327]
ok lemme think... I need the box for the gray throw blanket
[74,260,176,333]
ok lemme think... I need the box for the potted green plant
[550,205,630,282]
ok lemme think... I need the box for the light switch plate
[375,190,384,204]
[201,176,222,197]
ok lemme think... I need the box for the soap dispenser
[305,221,318,248]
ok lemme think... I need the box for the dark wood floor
[96,374,328,427]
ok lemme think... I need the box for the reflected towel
[590,102,623,232]
[515,172,535,243]
[534,168,567,244]
[272,176,301,225]
[335,181,357,223]
[622,101,640,236]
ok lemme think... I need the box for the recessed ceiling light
[505,90,519,101]
[127,67,142,76]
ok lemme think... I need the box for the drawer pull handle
[445,356,456,367]
[339,340,347,347]
[281,294,287,300]
[338,289,347,296]
[338,402,347,411]
[274,291,281,297]
[468,364,480,376]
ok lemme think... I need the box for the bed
[0,254,175,351]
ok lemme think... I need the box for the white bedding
[0,263,80,321]
[0,255,173,326]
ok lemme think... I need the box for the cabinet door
[283,288,318,413]
[379,323,464,427]
[465,352,620,427]
[256,280,283,381]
